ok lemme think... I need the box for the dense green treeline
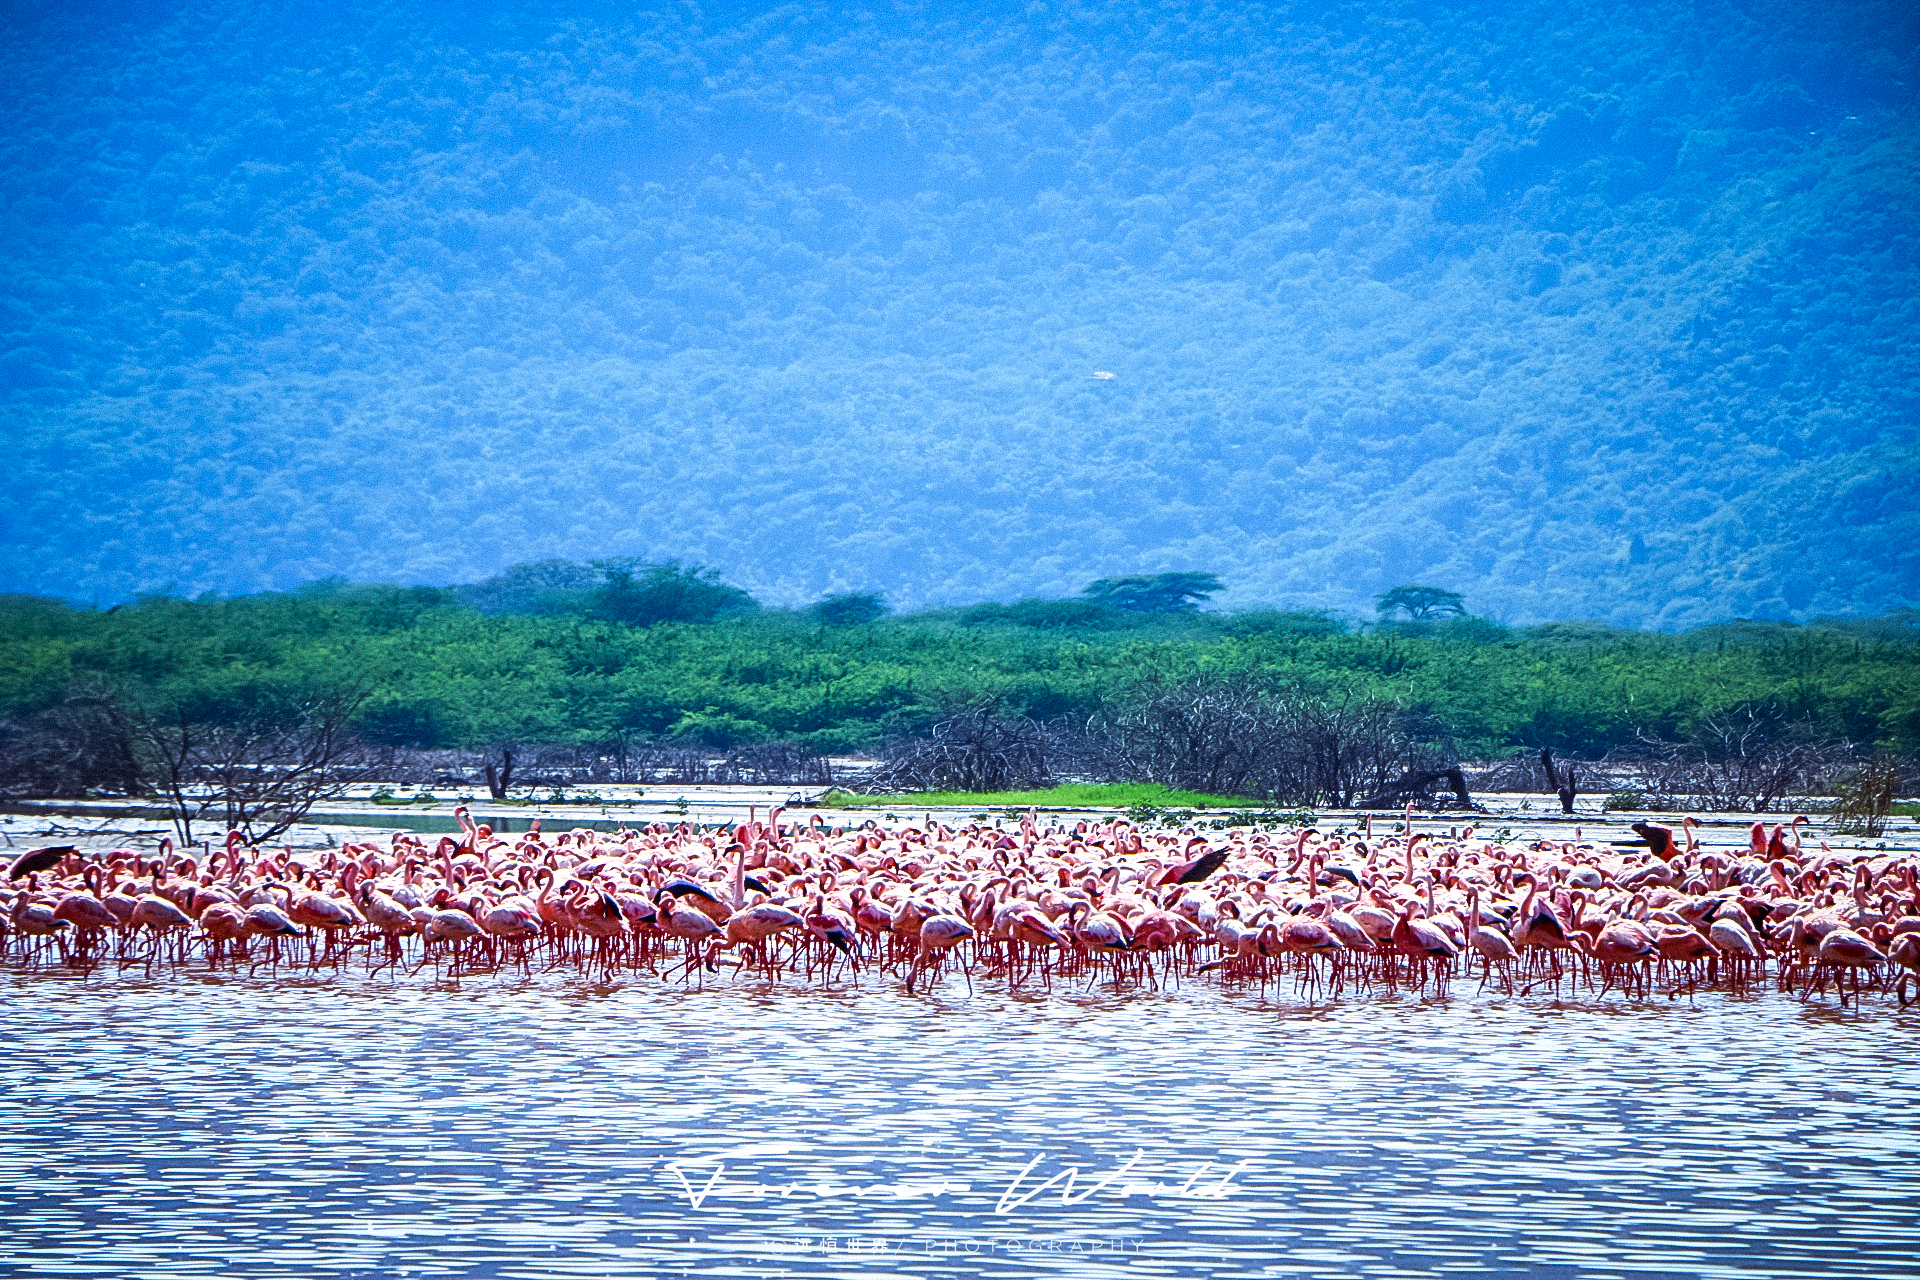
[3,583,1916,762]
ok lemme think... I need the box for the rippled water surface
[3,969,1915,1279]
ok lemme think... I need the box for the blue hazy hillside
[1,0,1914,626]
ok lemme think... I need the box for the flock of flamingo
[4,805,1917,1007]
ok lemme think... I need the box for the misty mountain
[1,0,1914,626]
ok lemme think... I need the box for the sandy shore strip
[5,785,1915,861]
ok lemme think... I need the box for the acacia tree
[1081,572,1223,613]
[454,559,603,615]
[810,591,888,626]
[588,559,759,626]
[1375,584,1467,621]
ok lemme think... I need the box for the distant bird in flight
[1090,370,1116,380]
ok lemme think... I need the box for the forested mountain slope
[2,0,1914,625]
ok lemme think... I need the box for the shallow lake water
[3,967,1915,1279]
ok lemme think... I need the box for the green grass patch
[818,782,1258,810]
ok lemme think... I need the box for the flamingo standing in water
[6,807,1912,1011]
[722,900,806,956]
[418,889,484,969]
[1889,932,1920,1006]
[906,911,975,993]
[1393,907,1459,961]
[52,869,120,951]
[804,894,857,960]
[11,884,72,955]
[1707,908,1763,984]
[1509,875,1578,983]
[1066,900,1131,953]
[1464,888,1516,988]
[1587,908,1658,995]
[243,902,303,939]
[656,892,723,974]
[358,880,419,964]
[129,879,193,959]
[1812,927,1887,1005]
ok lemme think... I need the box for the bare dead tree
[1276,689,1445,808]
[0,684,142,798]
[1356,765,1474,810]
[1465,750,1619,800]
[714,743,836,786]
[1625,705,1848,812]
[1079,675,1455,807]
[1830,757,1899,837]
[1092,675,1288,797]
[624,745,718,785]
[1541,747,1578,814]
[484,747,517,801]
[854,704,1058,793]
[132,686,386,845]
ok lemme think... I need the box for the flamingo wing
[8,847,74,879]
[1174,850,1229,884]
